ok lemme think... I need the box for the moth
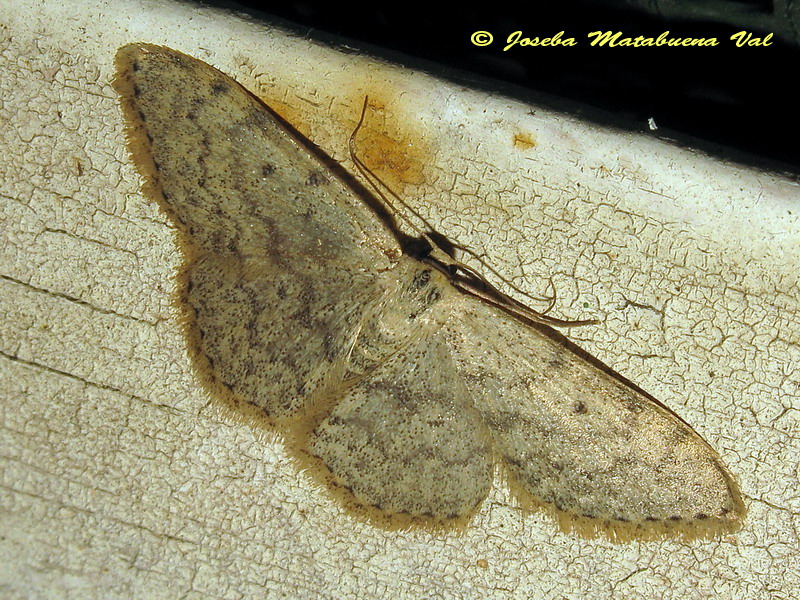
[114,43,744,540]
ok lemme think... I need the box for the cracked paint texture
[1,2,799,599]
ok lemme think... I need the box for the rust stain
[341,92,429,191]
[513,131,537,150]
[233,60,431,196]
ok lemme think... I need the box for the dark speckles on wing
[547,350,565,370]
[622,397,645,413]
[276,281,289,300]
[210,81,230,95]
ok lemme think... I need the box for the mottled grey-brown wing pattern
[115,44,401,420]
[308,330,494,521]
[115,43,745,540]
[442,296,744,536]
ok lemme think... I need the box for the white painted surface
[1,1,798,598]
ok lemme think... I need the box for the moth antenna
[349,97,598,328]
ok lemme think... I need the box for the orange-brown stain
[341,89,430,192]
[238,65,431,197]
[513,131,536,150]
